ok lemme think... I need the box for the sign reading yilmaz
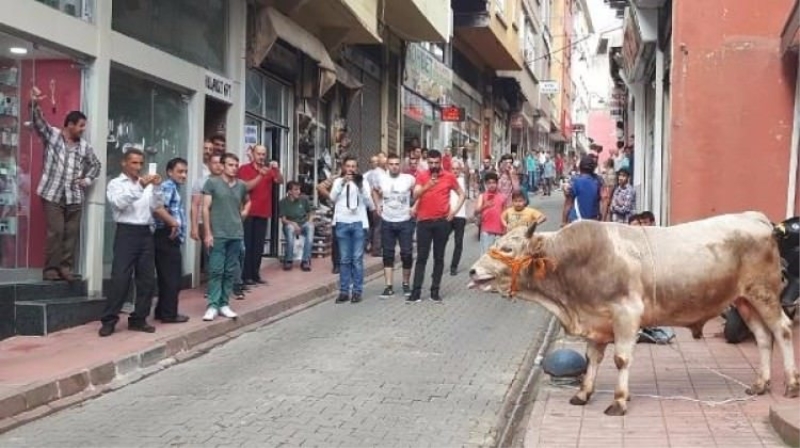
[205,72,234,104]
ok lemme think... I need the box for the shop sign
[441,106,465,122]
[539,80,559,95]
[404,43,452,104]
[622,11,641,81]
[205,71,234,104]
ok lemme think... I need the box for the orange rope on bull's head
[488,248,557,296]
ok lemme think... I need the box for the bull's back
[618,213,779,324]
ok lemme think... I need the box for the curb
[493,315,559,448]
[770,404,800,447]
[0,262,385,435]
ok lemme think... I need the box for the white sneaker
[203,307,218,321]
[219,306,238,319]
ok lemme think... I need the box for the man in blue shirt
[562,155,603,225]
[525,152,537,193]
[152,158,190,323]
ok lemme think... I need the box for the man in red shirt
[238,144,283,285]
[408,149,465,303]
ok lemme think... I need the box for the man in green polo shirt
[279,181,313,271]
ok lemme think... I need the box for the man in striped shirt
[30,86,101,282]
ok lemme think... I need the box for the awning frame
[248,6,336,97]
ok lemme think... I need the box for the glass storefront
[103,68,189,274]
[402,88,436,152]
[112,0,227,73]
[245,69,293,257]
[0,31,85,272]
[35,0,93,21]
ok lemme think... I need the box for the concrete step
[15,296,106,336]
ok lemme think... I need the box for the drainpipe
[787,61,800,218]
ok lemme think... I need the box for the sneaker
[431,289,443,303]
[203,307,218,321]
[406,292,422,304]
[219,306,238,319]
[402,284,412,297]
[335,293,350,304]
[380,286,394,298]
[351,293,362,303]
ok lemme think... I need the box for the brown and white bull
[468,211,799,416]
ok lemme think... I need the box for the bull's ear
[525,222,538,239]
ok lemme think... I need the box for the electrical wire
[525,25,623,65]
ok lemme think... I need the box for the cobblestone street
[0,197,563,447]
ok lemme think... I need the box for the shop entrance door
[261,125,289,258]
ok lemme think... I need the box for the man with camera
[326,155,375,304]
[409,149,465,303]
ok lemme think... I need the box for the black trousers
[242,217,268,282]
[412,219,451,294]
[449,217,467,270]
[154,228,182,319]
[102,224,155,325]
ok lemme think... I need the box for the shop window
[0,32,85,271]
[112,0,227,73]
[35,0,92,20]
[104,68,189,273]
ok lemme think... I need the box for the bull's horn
[525,222,538,239]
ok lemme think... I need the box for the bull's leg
[570,341,607,405]
[741,295,800,397]
[604,320,639,416]
[738,302,773,395]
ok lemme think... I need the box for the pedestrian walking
[99,148,161,337]
[372,153,415,298]
[152,158,190,324]
[328,155,375,304]
[279,180,314,271]
[542,155,556,196]
[449,159,468,276]
[29,86,102,282]
[238,144,283,286]
[474,172,505,253]
[202,153,251,321]
[408,149,465,303]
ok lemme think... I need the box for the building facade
[609,0,798,224]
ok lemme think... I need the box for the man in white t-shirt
[372,152,416,298]
[448,159,468,276]
[365,153,387,257]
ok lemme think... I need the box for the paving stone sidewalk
[523,318,800,447]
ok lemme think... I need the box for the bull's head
[468,223,550,297]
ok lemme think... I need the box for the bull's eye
[501,246,512,253]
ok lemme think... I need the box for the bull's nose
[469,269,476,276]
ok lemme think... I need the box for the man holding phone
[409,149,465,303]
[238,144,283,286]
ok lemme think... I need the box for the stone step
[15,296,106,336]
[0,278,88,302]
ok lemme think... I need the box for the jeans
[207,238,243,309]
[449,217,467,270]
[283,221,314,263]
[412,219,451,294]
[381,219,414,269]
[242,217,268,281]
[480,231,499,254]
[526,171,537,192]
[336,221,365,294]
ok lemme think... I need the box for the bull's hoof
[569,394,589,406]
[603,402,627,416]
[746,380,770,396]
[784,383,800,398]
